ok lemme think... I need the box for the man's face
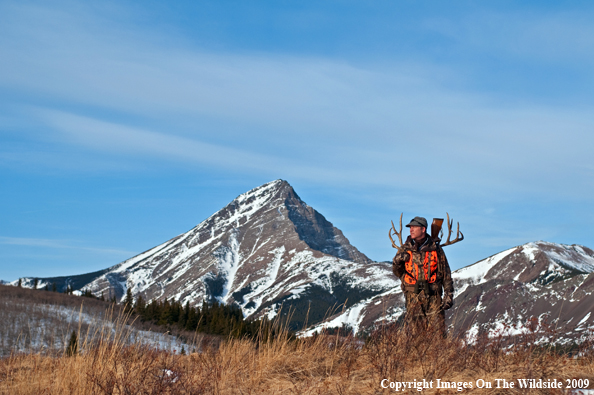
[409,226,425,240]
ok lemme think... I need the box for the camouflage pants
[404,290,445,336]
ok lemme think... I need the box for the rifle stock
[431,218,444,241]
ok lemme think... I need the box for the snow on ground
[464,324,480,345]
[300,298,368,337]
[6,303,189,356]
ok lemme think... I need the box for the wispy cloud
[0,236,134,256]
[43,111,278,171]
[1,1,594,199]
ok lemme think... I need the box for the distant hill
[0,284,188,356]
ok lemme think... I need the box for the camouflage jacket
[392,234,454,297]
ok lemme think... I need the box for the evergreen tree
[171,300,181,323]
[66,330,78,357]
[33,278,38,289]
[128,296,287,341]
[51,282,57,292]
[17,278,22,287]
[158,298,172,325]
[186,304,199,331]
[144,299,158,321]
[135,294,146,316]
[123,288,134,311]
[179,301,190,329]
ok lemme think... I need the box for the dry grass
[1,318,594,395]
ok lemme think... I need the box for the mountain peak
[38,180,374,327]
[454,240,594,286]
[217,179,368,264]
[236,179,293,202]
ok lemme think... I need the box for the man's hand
[442,293,454,310]
[392,251,409,277]
[393,251,409,265]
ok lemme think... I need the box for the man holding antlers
[391,215,462,335]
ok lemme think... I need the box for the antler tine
[441,212,464,247]
[398,213,403,246]
[388,213,404,251]
[388,222,398,249]
[445,212,452,244]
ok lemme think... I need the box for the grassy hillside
[0,284,189,357]
[2,284,593,394]
[1,316,593,394]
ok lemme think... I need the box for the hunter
[391,216,456,335]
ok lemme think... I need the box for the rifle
[431,218,444,242]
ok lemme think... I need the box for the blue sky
[2,0,594,281]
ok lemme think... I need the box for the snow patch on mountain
[117,238,183,275]
[538,241,594,273]
[453,282,470,298]
[475,293,486,312]
[454,247,516,283]
[577,312,591,327]
[204,180,286,234]
[217,232,242,303]
[239,246,287,316]
[522,244,539,261]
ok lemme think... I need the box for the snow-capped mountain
[308,241,594,342]
[451,241,594,342]
[13,180,594,339]
[16,180,395,329]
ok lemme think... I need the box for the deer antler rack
[389,213,404,251]
[441,212,464,247]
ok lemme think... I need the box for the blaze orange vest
[404,251,439,285]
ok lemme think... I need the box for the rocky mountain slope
[451,241,594,342]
